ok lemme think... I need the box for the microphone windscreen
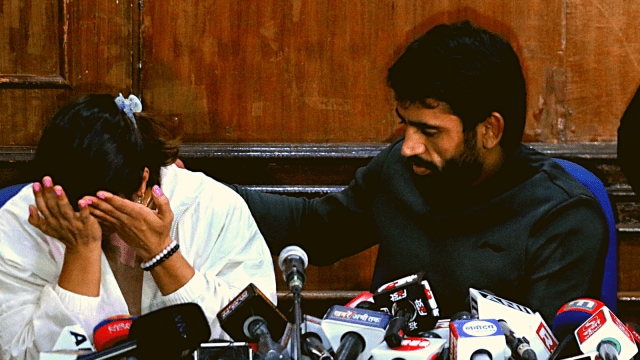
[93,315,137,352]
[552,298,605,340]
[278,246,308,270]
[129,302,211,359]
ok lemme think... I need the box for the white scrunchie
[114,93,143,128]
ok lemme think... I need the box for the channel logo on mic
[462,320,499,336]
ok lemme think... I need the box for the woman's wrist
[59,246,102,296]
[140,240,179,271]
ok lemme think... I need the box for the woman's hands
[28,176,102,296]
[84,185,174,262]
[28,178,194,296]
[85,185,195,295]
[28,177,102,251]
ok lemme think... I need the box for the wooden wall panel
[563,2,640,142]
[141,1,571,143]
[0,0,136,146]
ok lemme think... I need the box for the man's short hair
[387,20,526,154]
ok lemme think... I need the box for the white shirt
[0,165,277,360]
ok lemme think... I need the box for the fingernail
[85,198,93,205]
[55,187,62,196]
[78,200,87,208]
[97,192,106,199]
[33,183,41,192]
[43,178,52,187]
[153,185,163,196]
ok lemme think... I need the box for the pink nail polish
[33,183,41,192]
[153,185,163,196]
[43,178,52,187]
[97,193,106,199]
[55,188,62,196]
[78,200,86,208]
[85,198,93,205]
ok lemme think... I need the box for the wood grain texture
[563,1,640,142]
[140,1,569,143]
[0,0,135,145]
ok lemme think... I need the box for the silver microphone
[278,245,308,294]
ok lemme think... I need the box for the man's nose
[400,128,426,157]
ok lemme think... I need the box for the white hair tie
[114,93,143,128]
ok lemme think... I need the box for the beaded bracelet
[141,240,179,271]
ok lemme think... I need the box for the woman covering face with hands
[0,94,276,360]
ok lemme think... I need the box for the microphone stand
[279,246,309,360]
[290,275,304,360]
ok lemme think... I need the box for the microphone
[278,246,308,294]
[372,272,440,347]
[321,305,392,360]
[40,303,211,360]
[625,322,640,344]
[449,318,509,360]
[469,288,558,360]
[302,332,334,360]
[370,336,447,360]
[345,292,375,309]
[552,298,606,341]
[92,315,137,352]
[549,298,606,360]
[419,326,449,360]
[278,246,309,360]
[217,283,290,360]
[39,324,96,358]
[573,305,638,360]
[498,319,537,360]
[297,315,334,360]
[245,317,291,360]
[85,302,210,360]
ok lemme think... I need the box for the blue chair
[0,183,29,209]
[553,158,617,313]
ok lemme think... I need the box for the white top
[0,164,277,360]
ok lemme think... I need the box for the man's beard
[406,131,484,200]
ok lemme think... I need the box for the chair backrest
[553,158,617,313]
[0,183,29,209]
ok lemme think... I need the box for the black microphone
[278,246,308,294]
[498,319,537,360]
[372,272,440,348]
[245,317,291,360]
[296,315,334,360]
[384,299,416,348]
[77,302,211,360]
[217,283,290,360]
[302,332,334,360]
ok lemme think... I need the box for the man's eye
[421,129,438,137]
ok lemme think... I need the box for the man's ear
[480,112,505,149]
